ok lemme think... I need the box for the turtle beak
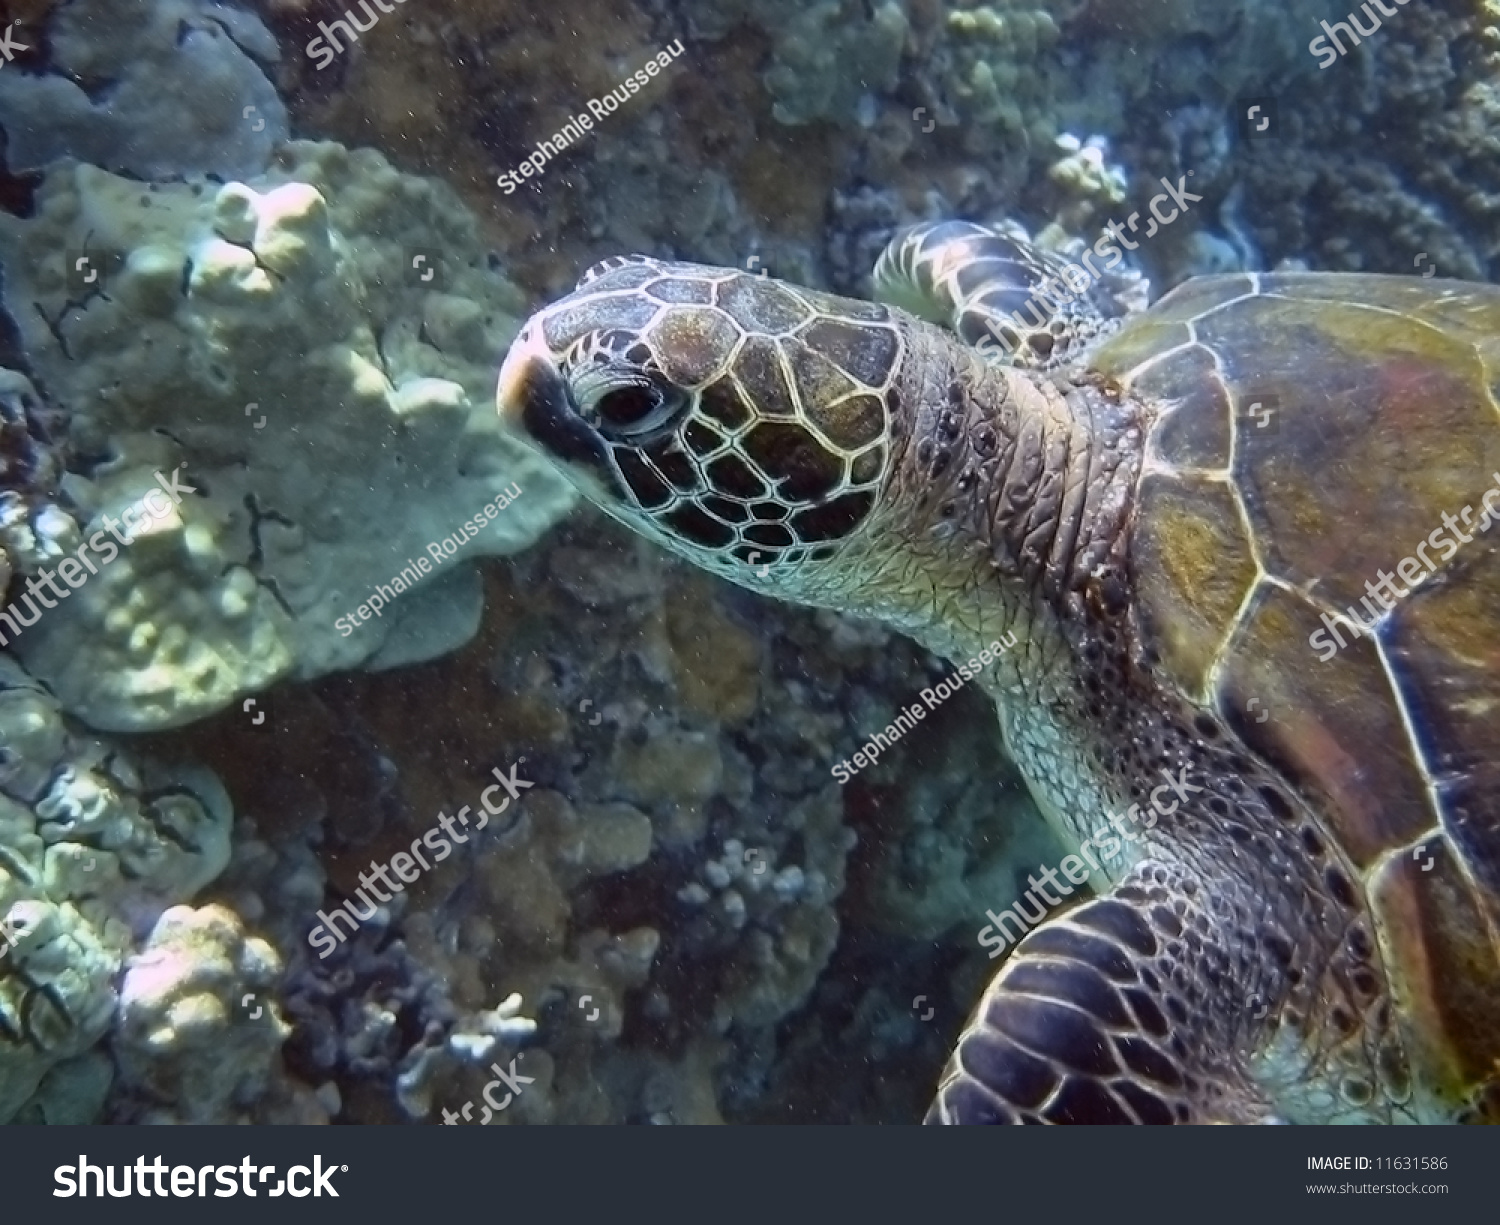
[496,321,612,472]
[496,322,555,433]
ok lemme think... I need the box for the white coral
[0,142,575,732]
[113,903,287,1123]
[0,657,233,1122]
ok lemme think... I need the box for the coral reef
[0,655,233,1122]
[1042,134,1128,235]
[236,0,1496,306]
[0,368,70,608]
[267,0,841,295]
[1222,1,1499,281]
[0,0,1487,1131]
[0,0,287,180]
[244,0,1370,319]
[0,141,574,730]
[723,0,910,128]
[144,510,1043,1125]
[111,903,290,1124]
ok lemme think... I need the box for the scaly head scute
[497,257,904,595]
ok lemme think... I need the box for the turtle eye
[577,374,688,440]
[597,385,661,429]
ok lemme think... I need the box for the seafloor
[0,0,1492,1123]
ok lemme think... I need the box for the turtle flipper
[927,871,1277,1125]
[872,220,1123,370]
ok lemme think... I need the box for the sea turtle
[495,219,1500,1124]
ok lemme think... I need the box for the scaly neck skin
[786,324,1146,850]
[797,324,1142,681]
[766,325,1370,1112]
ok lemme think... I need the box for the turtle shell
[1089,271,1500,1118]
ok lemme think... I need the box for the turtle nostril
[596,385,661,428]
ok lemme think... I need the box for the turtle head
[497,256,903,597]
